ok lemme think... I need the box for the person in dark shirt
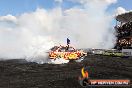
[66,38,70,50]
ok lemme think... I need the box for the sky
[110,0,132,10]
[0,0,131,16]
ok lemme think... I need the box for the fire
[81,67,89,78]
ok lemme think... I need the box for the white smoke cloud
[55,0,63,3]
[0,14,17,22]
[68,0,117,5]
[116,7,126,15]
[0,0,116,63]
[0,9,56,60]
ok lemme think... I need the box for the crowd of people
[115,21,132,50]
[115,21,132,38]
[115,39,132,50]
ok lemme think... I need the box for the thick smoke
[0,0,116,63]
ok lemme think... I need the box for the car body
[49,45,87,60]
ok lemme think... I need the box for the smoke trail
[0,0,117,63]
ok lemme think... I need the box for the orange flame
[81,67,89,78]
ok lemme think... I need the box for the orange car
[49,45,87,60]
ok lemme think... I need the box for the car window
[58,46,76,52]
[58,47,66,52]
[66,47,75,52]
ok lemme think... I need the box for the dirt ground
[0,55,131,88]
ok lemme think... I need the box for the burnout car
[49,45,87,60]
